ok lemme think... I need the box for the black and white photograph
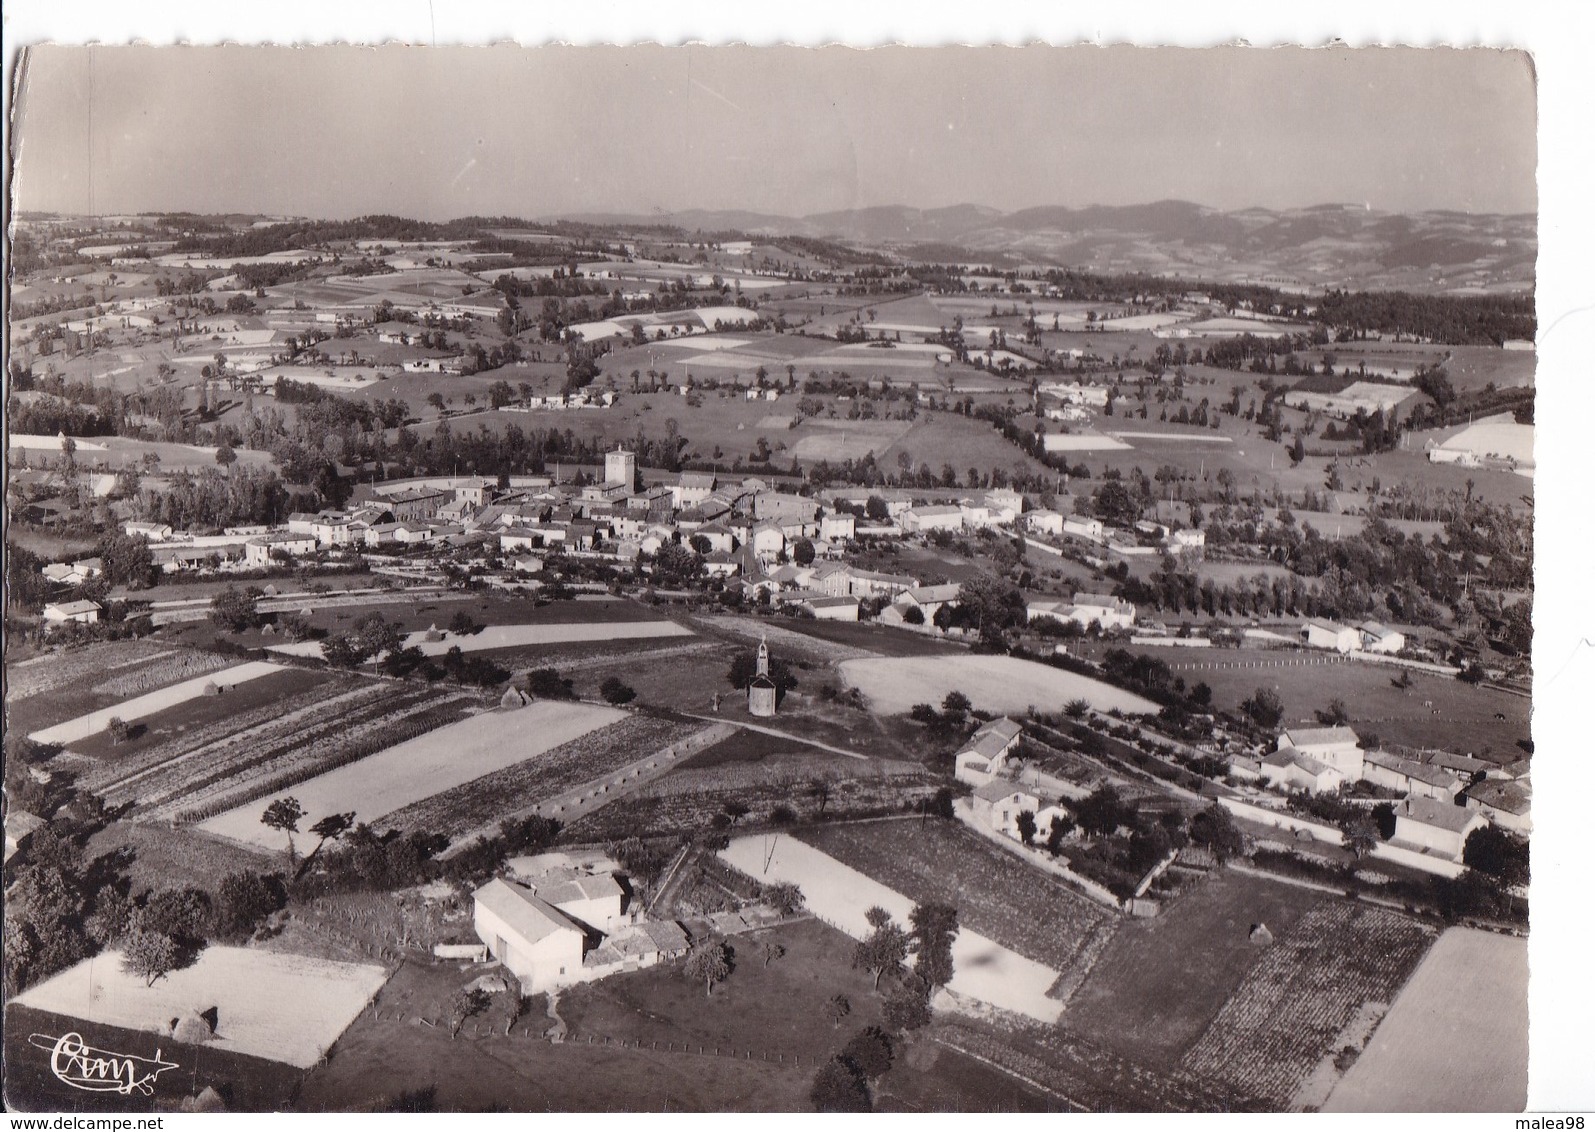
[2,4,1590,1119]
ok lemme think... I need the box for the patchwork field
[1061,870,1327,1067]
[721,832,1067,1024]
[85,679,478,824]
[1180,902,1436,1109]
[380,713,707,837]
[10,946,388,1069]
[198,700,625,853]
[1324,928,1528,1112]
[65,666,331,761]
[839,654,1160,716]
[4,643,235,734]
[793,819,1118,979]
[29,660,288,746]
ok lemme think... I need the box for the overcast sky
[12,44,1536,220]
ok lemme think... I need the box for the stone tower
[604,443,636,491]
[748,635,777,717]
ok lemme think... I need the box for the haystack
[172,1009,217,1044]
[181,1086,227,1112]
[1249,922,1274,946]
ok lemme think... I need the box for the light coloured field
[1433,416,1535,465]
[720,833,1062,1024]
[29,661,286,746]
[1043,432,1132,452]
[198,700,625,852]
[11,946,387,1069]
[1107,431,1235,444]
[1324,928,1528,1112]
[838,655,1159,716]
[266,620,693,660]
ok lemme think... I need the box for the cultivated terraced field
[199,700,625,853]
[1181,902,1436,1109]
[84,678,480,823]
[567,761,938,843]
[5,643,234,735]
[381,713,707,836]
[29,661,290,746]
[796,819,1118,977]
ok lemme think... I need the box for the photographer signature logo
[27,1032,179,1096]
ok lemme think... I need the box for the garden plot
[720,833,1064,1024]
[795,819,1116,978]
[1181,902,1436,1108]
[11,946,387,1069]
[839,654,1159,716]
[199,701,625,853]
[266,620,693,660]
[29,660,286,746]
[101,682,477,824]
[380,714,707,837]
[1324,928,1527,1112]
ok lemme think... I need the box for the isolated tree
[826,994,852,1028]
[599,676,637,705]
[107,716,131,746]
[901,605,925,625]
[260,797,304,863]
[684,938,732,998]
[1341,814,1380,860]
[1064,698,1091,720]
[448,986,490,1039]
[764,881,804,916]
[854,911,908,992]
[909,902,958,990]
[1242,687,1285,729]
[122,929,180,988]
[793,538,816,566]
[209,586,262,632]
[215,442,237,471]
[306,811,356,866]
[1015,810,1037,846]
[761,941,786,969]
[1189,802,1244,863]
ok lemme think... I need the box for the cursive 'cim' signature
[27,1032,180,1096]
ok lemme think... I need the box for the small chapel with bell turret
[747,636,777,717]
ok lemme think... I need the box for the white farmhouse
[473,878,587,994]
[1392,796,1487,862]
[900,504,964,534]
[1302,618,1361,654]
[1358,620,1406,654]
[1277,726,1365,779]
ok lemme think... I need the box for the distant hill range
[558,200,1535,293]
